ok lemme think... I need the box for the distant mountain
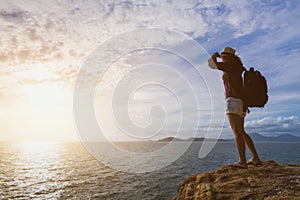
[158,137,231,142]
[249,133,300,142]
[158,137,185,142]
[158,133,300,142]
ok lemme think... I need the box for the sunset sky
[1,0,300,141]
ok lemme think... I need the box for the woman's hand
[212,52,220,58]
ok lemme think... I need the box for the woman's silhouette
[208,47,262,169]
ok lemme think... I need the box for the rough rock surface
[174,160,300,200]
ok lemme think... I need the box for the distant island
[158,137,231,142]
[158,133,300,142]
[248,132,300,142]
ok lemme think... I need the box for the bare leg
[241,117,261,162]
[227,114,247,165]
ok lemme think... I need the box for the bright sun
[24,83,66,113]
[12,83,77,141]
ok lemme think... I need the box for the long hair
[223,54,245,71]
[234,54,243,66]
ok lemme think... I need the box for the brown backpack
[243,67,268,108]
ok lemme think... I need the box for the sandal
[231,162,248,169]
[247,160,262,166]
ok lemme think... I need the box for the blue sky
[0,0,300,141]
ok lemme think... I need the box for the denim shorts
[226,97,246,118]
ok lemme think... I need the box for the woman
[208,47,261,169]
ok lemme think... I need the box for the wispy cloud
[1,0,300,140]
[245,116,300,137]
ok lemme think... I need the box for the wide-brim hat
[221,47,236,56]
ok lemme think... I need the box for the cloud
[0,0,210,96]
[0,0,300,141]
[0,38,65,65]
[0,8,28,23]
[1,1,297,83]
[269,91,300,105]
[245,116,300,136]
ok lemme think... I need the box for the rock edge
[174,160,300,200]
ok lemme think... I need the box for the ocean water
[1,141,299,199]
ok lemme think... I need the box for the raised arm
[208,52,228,71]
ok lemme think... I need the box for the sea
[1,141,299,199]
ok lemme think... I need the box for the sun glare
[14,142,59,155]
[11,83,77,142]
[24,84,64,112]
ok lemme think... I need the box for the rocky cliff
[174,160,299,200]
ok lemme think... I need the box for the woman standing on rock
[208,47,261,169]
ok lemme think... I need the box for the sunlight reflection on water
[11,143,64,198]
[1,142,299,199]
[0,142,81,199]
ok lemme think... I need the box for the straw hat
[221,47,236,56]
